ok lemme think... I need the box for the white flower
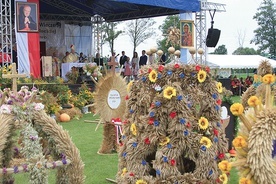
[34,103,44,111]
[154,84,162,92]
[0,105,12,114]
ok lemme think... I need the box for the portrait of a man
[180,20,194,48]
[16,2,38,32]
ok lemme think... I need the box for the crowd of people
[230,75,254,95]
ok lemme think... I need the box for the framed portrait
[16,2,39,32]
[180,20,194,48]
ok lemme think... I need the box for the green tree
[251,0,276,57]
[102,22,123,54]
[157,15,181,52]
[209,44,227,55]
[125,18,156,54]
[232,47,259,55]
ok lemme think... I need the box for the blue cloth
[114,0,200,12]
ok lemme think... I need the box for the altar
[61,63,86,80]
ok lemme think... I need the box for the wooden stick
[106,178,117,183]
[0,159,71,176]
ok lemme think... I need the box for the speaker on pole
[206,28,221,47]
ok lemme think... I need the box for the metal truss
[195,0,226,64]
[40,14,91,22]
[1,0,13,67]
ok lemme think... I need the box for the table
[61,63,86,80]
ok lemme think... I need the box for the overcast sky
[102,0,264,57]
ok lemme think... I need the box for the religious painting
[16,2,39,32]
[180,20,194,48]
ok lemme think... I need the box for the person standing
[124,57,132,83]
[139,50,147,67]
[119,51,127,76]
[131,52,139,80]
[52,51,61,77]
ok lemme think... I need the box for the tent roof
[207,55,276,69]
[26,0,200,22]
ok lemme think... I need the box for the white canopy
[207,55,276,69]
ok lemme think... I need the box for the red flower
[148,117,154,125]
[158,65,164,72]
[170,159,176,166]
[186,122,191,128]
[216,99,222,105]
[140,69,143,74]
[169,112,177,119]
[129,172,135,177]
[144,137,150,145]
[148,68,152,73]
[205,66,210,73]
[213,129,219,136]
[174,64,180,69]
[119,142,124,146]
[195,65,201,71]
[125,95,129,100]
[218,153,225,159]
[123,120,128,124]
[150,103,155,108]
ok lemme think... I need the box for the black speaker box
[206,28,221,47]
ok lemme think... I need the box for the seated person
[79,52,86,63]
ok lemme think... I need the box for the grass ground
[14,99,242,183]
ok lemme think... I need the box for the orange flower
[232,136,247,148]
[247,96,261,107]
[218,160,232,173]
[230,103,244,116]
[262,74,275,84]
[239,178,251,184]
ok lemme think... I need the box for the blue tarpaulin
[114,0,200,12]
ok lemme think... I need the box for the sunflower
[232,136,247,148]
[198,117,209,130]
[200,136,212,148]
[163,86,176,99]
[230,103,244,116]
[247,96,261,107]
[159,137,170,146]
[239,178,251,184]
[262,74,275,84]
[219,173,228,184]
[127,81,134,92]
[216,82,223,93]
[197,69,207,83]
[130,123,137,136]
[218,160,232,173]
[149,70,157,83]
[136,179,147,184]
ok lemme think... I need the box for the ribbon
[112,118,123,145]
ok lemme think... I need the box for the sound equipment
[206,28,221,47]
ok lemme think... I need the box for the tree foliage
[157,15,181,53]
[232,47,259,55]
[125,18,156,54]
[102,22,123,54]
[209,44,228,55]
[251,0,276,56]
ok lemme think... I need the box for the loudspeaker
[206,28,221,47]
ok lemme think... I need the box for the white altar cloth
[61,63,86,80]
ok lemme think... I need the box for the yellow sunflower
[247,96,261,107]
[262,74,275,84]
[219,173,228,184]
[149,70,157,83]
[197,69,207,83]
[200,136,212,148]
[130,123,137,136]
[127,81,134,92]
[198,117,209,130]
[159,137,170,146]
[216,82,223,93]
[121,168,127,177]
[136,179,147,184]
[230,103,244,116]
[218,160,232,173]
[163,86,176,99]
[239,178,251,184]
[232,136,247,148]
